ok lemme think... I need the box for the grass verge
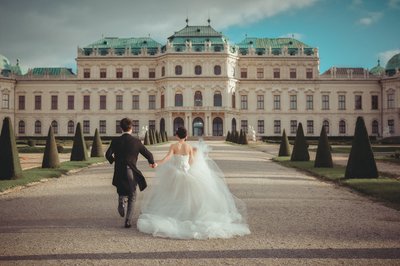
[273,156,400,210]
[0,157,106,193]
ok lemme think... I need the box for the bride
[137,127,250,239]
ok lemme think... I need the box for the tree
[242,131,248,145]
[149,129,154,145]
[155,130,160,143]
[144,131,150,145]
[278,129,291,157]
[345,116,378,178]
[164,131,168,142]
[90,128,104,157]
[233,130,239,144]
[0,117,22,179]
[238,129,244,144]
[290,123,310,161]
[42,126,60,168]
[161,131,166,142]
[226,131,231,142]
[314,125,333,168]
[70,122,88,161]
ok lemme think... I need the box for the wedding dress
[137,141,250,239]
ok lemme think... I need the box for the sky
[0,0,399,74]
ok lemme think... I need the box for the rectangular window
[2,94,9,109]
[257,95,264,110]
[68,95,74,110]
[273,95,281,110]
[132,95,139,109]
[132,120,139,134]
[51,95,58,110]
[355,95,362,110]
[232,94,236,109]
[240,68,247,78]
[116,95,123,110]
[371,95,379,110]
[257,68,264,79]
[387,94,395,109]
[83,68,90,78]
[290,120,297,134]
[274,120,281,134]
[273,68,280,79]
[83,95,90,110]
[149,95,156,109]
[306,95,313,110]
[132,68,139,78]
[116,68,123,78]
[149,68,155,79]
[307,120,314,134]
[240,95,248,110]
[290,68,297,79]
[388,119,395,134]
[338,95,346,110]
[290,95,297,110]
[35,95,41,110]
[18,95,25,110]
[322,95,329,110]
[241,120,248,133]
[306,68,313,79]
[83,120,90,134]
[149,120,156,131]
[116,120,122,134]
[257,120,264,134]
[100,68,107,78]
[100,95,107,110]
[99,120,106,134]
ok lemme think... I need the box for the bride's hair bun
[176,127,187,139]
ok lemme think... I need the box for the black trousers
[118,167,137,221]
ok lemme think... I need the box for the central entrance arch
[192,117,204,136]
[173,117,184,135]
[213,117,223,136]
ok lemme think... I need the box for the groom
[105,118,157,228]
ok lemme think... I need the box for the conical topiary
[314,125,333,168]
[144,131,150,145]
[165,131,169,142]
[70,122,88,161]
[158,131,163,143]
[233,130,239,144]
[238,129,243,144]
[278,129,291,156]
[42,126,60,168]
[0,117,22,179]
[149,129,154,145]
[345,116,378,178]
[242,131,248,145]
[90,128,103,157]
[290,122,310,161]
[226,131,231,142]
[161,131,165,142]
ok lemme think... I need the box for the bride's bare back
[158,141,195,165]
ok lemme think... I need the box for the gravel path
[0,141,399,265]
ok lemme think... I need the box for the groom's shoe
[118,196,125,217]
[125,219,131,228]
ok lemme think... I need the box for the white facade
[0,25,399,138]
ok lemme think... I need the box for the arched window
[51,120,58,134]
[18,120,25,134]
[68,120,74,134]
[214,91,222,107]
[194,91,202,106]
[323,120,330,134]
[175,93,183,106]
[339,120,346,134]
[173,117,184,134]
[193,117,204,136]
[214,65,221,75]
[194,65,202,75]
[175,65,182,75]
[372,120,379,134]
[35,120,41,134]
[213,117,223,136]
[231,118,237,132]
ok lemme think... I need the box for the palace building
[1,23,399,138]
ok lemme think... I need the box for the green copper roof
[169,25,223,38]
[236,37,314,55]
[29,68,75,76]
[370,60,385,76]
[386,53,400,70]
[85,37,162,49]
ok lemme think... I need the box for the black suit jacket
[105,134,154,192]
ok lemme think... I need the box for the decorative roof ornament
[186,17,189,26]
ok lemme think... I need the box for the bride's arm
[189,146,196,165]
[157,144,174,165]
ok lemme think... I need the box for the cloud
[388,0,400,8]
[378,49,400,66]
[357,12,383,25]
[0,0,317,71]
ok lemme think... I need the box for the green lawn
[273,157,400,210]
[0,157,106,193]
